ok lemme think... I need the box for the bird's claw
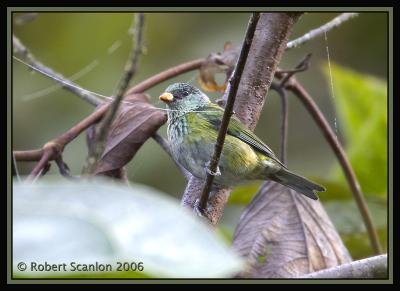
[193,198,213,218]
[193,198,205,217]
[205,161,221,176]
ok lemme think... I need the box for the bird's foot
[193,198,213,218]
[205,161,221,176]
[193,201,205,218]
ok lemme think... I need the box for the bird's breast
[167,116,190,143]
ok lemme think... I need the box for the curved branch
[270,83,288,164]
[284,77,382,255]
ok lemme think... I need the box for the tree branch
[182,13,302,224]
[13,35,102,106]
[83,13,145,174]
[14,55,207,184]
[299,254,387,278]
[283,77,382,255]
[14,57,205,177]
[286,13,359,50]
[14,149,44,161]
[198,13,260,213]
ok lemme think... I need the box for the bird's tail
[269,168,325,200]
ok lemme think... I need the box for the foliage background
[12,12,388,260]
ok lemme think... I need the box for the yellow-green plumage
[161,83,325,200]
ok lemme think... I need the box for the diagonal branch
[14,38,204,179]
[198,13,260,212]
[13,57,205,173]
[13,35,102,106]
[283,77,382,255]
[286,13,359,50]
[83,13,145,175]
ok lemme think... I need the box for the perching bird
[159,83,325,200]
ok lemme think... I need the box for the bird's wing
[199,103,287,168]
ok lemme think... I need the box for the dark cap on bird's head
[159,83,201,102]
[159,83,210,109]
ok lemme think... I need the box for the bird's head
[159,83,211,111]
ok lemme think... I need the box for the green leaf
[323,63,387,196]
[227,181,261,205]
[324,198,387,235]
[13,178,244,278]
[310,178,353,201]
[341,228,387,260]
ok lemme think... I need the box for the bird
[159,82,325,200]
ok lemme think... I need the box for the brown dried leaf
[232,181,352,278]
[90,93,167,176]
[198,42,240,93]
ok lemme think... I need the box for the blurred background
[12,12,388,260]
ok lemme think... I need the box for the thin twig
[299,254,387,278]
[14,21,205,178]
[284,77,382,255]
[271,53,312,164]
[270,82,288,164]
[14,58,204,173]
[278,53,312,87]
[15,104,109,178]
[13,35,102,106]
[198,13,260,212]
[152,133,191,181]
[83,13,145,175]
[286,13,359,50]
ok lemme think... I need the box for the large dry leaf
[232,181,352,278]
[198,42,240,93]
[88,93,167,177]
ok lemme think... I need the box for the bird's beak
[159,92,174,103]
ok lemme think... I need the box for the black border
[9,9,392,282]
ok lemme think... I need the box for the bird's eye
[181,90,189,97]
